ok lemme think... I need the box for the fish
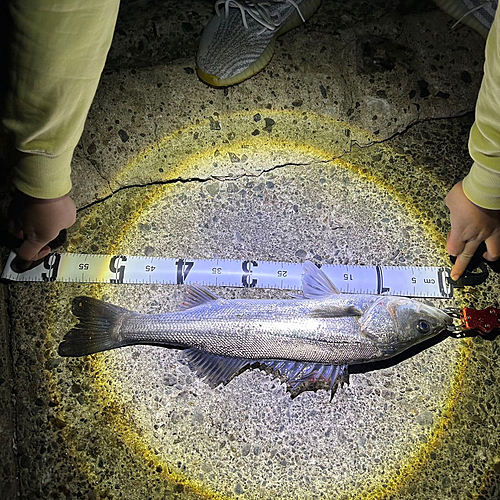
[58,261,453,397]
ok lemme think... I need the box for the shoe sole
[197,0,322,87]
[434,0,491,38]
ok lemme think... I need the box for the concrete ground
[1,0,500,498]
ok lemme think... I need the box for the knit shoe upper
[197,0,321,86]
[434,0,498,38]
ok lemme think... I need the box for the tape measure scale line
[1,251,453,298]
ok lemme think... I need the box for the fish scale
[122,299,377,364]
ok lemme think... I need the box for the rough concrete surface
[1,0,500,499]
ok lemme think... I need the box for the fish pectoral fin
[259,359,349,399]
[179,284,221,310]
[310,304,362,318]
[301,260,341,298]
[183,349,252,387]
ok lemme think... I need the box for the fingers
[7,218,24,240]
[450,240,481,281]
[483,234,500,262]
[16,239,52,262]
[6,193,77,265]
[9,228,24,240]
[446,228,465,257]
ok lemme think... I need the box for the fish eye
[417,320,430,333]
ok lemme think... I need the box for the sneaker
[434,0,498,38]
[197,0,321,86]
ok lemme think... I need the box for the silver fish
[59,261,453,396]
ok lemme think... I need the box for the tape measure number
[1,251,453,298]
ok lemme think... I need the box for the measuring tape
[1,251,453,298]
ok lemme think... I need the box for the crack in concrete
[153,120,159,143]
[77,111,473,214]
[77,159,321,213]
[83,153,114,193]
[349,110,473,149]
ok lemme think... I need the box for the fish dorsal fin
[179,284,221,310]
[183,349,252,387]
[301,260,340,298]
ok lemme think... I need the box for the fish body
[59,261,453,396]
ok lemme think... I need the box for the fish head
[361,297,453,355]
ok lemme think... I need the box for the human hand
[7,190,76,262]
[445,181,500,280]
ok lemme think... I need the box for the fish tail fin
[58,296,132,357]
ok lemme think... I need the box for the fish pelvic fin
[58,296,132,357]
[183,349,251,387]
[184,348,349,400]
[301,260,340,298]
[179,284,221,310]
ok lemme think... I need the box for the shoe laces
[215,0,306,32]
[450,1,495,30]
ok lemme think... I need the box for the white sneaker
[197,0,321,86]
[434,0,498,38]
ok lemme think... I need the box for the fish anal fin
[259,359,349,399]
[183,349,251,387]
[302,260,341,298]
[179,285,221,311]
[183,349,349,399]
